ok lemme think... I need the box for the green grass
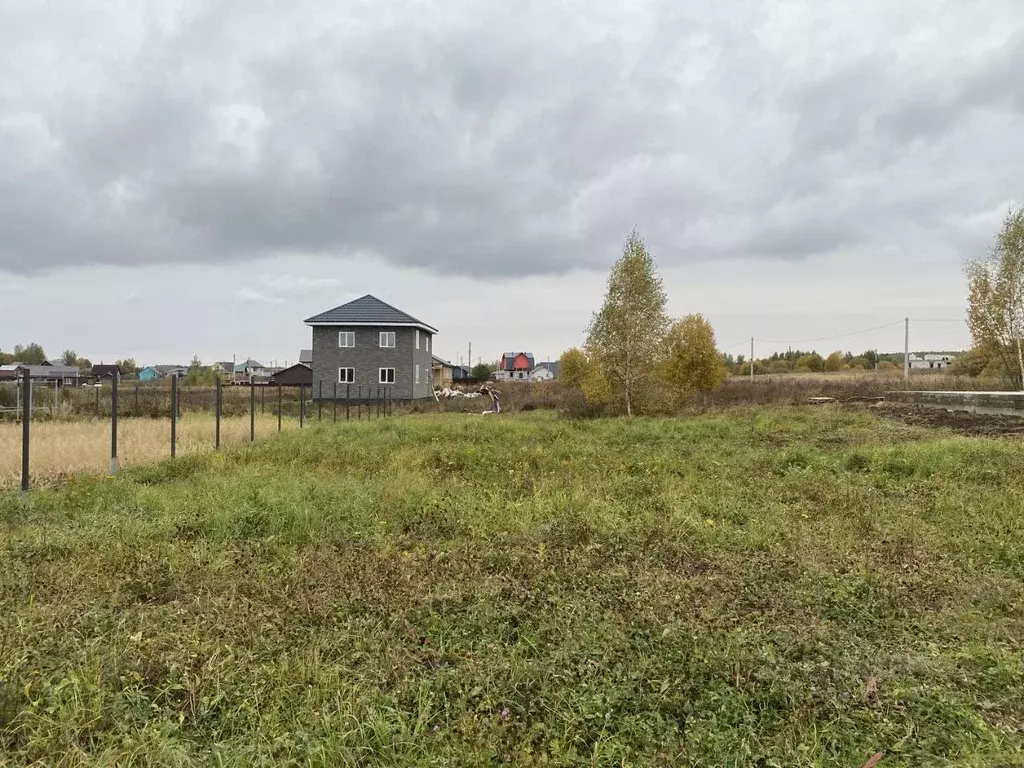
[1,407,1023,766]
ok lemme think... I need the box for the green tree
[966,206,1024,388]
[559,348,589,388]
[13,342,47,364]
[75,357,92,371]
[946,348,987,378]
[471,362,493,382]
[847,357,870,370]
[117,358,139,377]
[659,315,726,405]
[768,359,792,374]
[60,349,79,366]
[796,353,824,372]
[824,351,845,372]
[585,230,670,415]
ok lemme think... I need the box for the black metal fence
[13,370,394,499]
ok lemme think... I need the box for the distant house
[270,363,313,387]
[533,360,559,380]
[304,294,437,401]
[908,353,956,371]
[432,355,454,388]
[0,364,81,385]
[451,364,471,382]
[531,361,558,382]
[91,364,122,380]
[240,359,272,381]
[138,366,161,381]
[493,352,535,381]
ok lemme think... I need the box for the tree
[61,349,79,366]
[659,315,726,405]
[966,206,1024,389]
[13,342,47,364]
[75,357,92,370]
[796,353,824,372]
[585,230,670,415]
[559,348,589,388]
[824,351,845,372]
[117,358,139,377]
[847,357,870,370]
[768,359,792,374]
[471,362,493,382]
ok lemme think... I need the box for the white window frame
[338,331,355,348]
[415,329,420,350]
[379,368,395,384]
[415,364,420,384]
[425,335,430,352]
[338,367,354,384]
[379,332,395,348]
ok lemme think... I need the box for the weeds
[1,408,1023,765]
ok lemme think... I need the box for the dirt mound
[871,402,1024,437]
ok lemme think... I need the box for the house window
[338,367,355,384]
[379,332,395,348]
[379,368,395,384]
[415,329,420,350]
[415,364,420,384]
[425,335,430,352]
[338,331,355,348]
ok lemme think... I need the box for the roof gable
[305,294,437,332]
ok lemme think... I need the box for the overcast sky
[2,0,1021,365]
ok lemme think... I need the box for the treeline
[720,349,910,376]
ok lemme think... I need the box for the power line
[910,318,967,323]
[756,319,905,345]
[721,338,752,350]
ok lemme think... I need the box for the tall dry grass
[0,415,296,488]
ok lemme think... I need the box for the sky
[2,0,1021,366]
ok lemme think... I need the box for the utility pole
[904,317,910,381]
[750,337,755,383]
[468,342,472,374]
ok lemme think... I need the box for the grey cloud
[1,0,1023,278]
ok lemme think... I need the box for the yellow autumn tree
[558,347,589,389]
[658,314,727,407]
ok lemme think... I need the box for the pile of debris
[434,387,481,400]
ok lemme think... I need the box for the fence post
[318,381,323,421]
[333,382,337,423]
[21,367,30,499]
[110,373,119,475]
[215,379,222,450]
[278,384,282,433]
[135,383,140,416]
[346,384,350,421]
[250,380,255,443]
[261,385,265,414]
[53,380,57,416]
[170,375,177,458]
[358,386,361,419]
[377,387,381,418]
[96,384,100,417]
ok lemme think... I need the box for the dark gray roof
[304,294,437,332]
[535,360,560,377]
[299,349,313,364]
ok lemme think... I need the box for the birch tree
[585,230,669,415]
[966,207,1024,389]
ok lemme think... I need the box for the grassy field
[1,408,1023,766]
[0,416,298,488]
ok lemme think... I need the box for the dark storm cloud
[1,0,1022,278]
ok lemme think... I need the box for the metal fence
[11,370,394,499]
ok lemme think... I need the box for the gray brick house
[304,295,438,401]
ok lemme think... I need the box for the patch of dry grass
[0,415,296,488]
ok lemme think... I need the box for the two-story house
[304,295,437,401]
